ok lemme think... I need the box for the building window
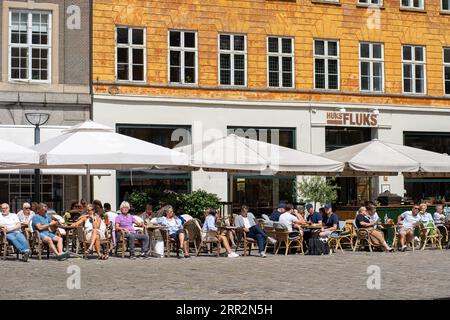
[116,27,146,82]
[219,34,246,86]
[444,48,450,95]
[360,42,384,92]
[267,37,294,88]
[402,45,426,94]
[401,0,424,9]
[443,0,450,10]
[169,30,197,84]
[314,39,339,90]
[358,0,382,5]
[9,11,51,82]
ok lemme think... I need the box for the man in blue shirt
[319,204,338,238]
[306,203,322,224]
[270,203,286,221]
[32,203,69,261]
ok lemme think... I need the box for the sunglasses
[413,207,419,210]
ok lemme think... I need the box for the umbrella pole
[86,165,91,203]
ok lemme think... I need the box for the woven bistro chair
[272,222,304,255]
[0,230,20,260]
[81,224,111,259]
[419,222,443,250]
[235,227,257,256]
[30,230,51,260]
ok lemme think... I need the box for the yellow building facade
[92,0,450,212]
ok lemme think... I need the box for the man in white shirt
[0,203,30,261]
[397,205,421,252]
[433,205,446,224]
[279,204,304,236]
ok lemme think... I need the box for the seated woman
[63,202,83,223]
[202,209,239,258]
[355,206,393,252]
[72,204,108,260]
[157,205,190,258]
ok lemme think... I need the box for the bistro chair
[81,224,111,259]
[328,220,353,253]
[419,222,443,251]
[235,227,257,256]
[352,221,375,252]
[272,223,304,255]
[263,226,276,254]
[115,228,146,258]
[0,230,20,260]
[183,218,202,255]
[30,230,51,260]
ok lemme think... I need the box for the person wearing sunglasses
[397,205,421,252]
[17,202,35,227]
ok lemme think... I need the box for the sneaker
[401,245,407,252]
[178,248,184,256]
[267,237,277,245]
[227,252,239,258]
[259,252,267,258]
[21,251,30,262]
[129,254,137,260]
[140,253,150,259]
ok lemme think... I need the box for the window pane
[170,66,180,82]
[282,57,292,72]
[444,48,450,63]
[169,31,181,47]
[361,76,370,90]
[117,48,128,63]
[220,35,231,50]
[415,78,424,93]
[117,64,128,80]
[328,41,338,56]
[315,40,325,56]
[170,51,180,66]
[269,56,279,72]
[235,70,245,86]
[444,0,450,10]
[282,72,292,87]
[315,59,325,88]
[373,76,382,91]
[268,37,278,53]
[414,47,424,62]
[328,75,338,89]
[373,44,382,59]
[403,46,412,61]
[132,29,144,45]
[415,65,424,79]
[403,64,412,78]
[184,32,196,48]
[402,0,410,6]
[220,54,231,69]
[184,67,195,83]
[359,0,368,3]
[234,36,245,51]
[220,69,231,85]
[132,49,144,65]
[234,55,245,70]
[361,62,370,76]
[269,72,279,87]
[360,43,370,58]
[117,28,128,44]
[404,79,411,93]
[373,62,382,77]
[282,38,292,54]
[328,59,338,75]
[413,0,421,7]
[132,65,144,81]
[184,51,195,67]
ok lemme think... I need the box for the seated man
[157,205,190,258]
[0,203,30,262]
[115,201,150,259]
[32,203,69,261]
[319,204,338,238]
[367,204,381,228]
[397,205,421,252]
[235,205,277,258]
[306,204,322,225]
[355,206,393,252]
[433,205,446,224]
[279,204,304,237]
[269,203,286,222]
[202,209,239,258]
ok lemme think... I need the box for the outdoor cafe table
[379,223,396,247]
[145,224,167,256]
[59,224,82,254]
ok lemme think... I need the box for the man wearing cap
[269,203,286,222]
[319,204,338,238]
[306,204,322,225]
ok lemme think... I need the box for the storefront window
[228,127,296,216]
[404,132,450,202]
[117,125,192,207]
[326,126,372,205]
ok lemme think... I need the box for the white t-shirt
[433,212,445,223]
[369,212,380,224]
[0,213,20,230]
[419,212,433,225]
[400,211,421,230]
[106,211,118,224]
[279,212,299,232]
[242,217,251,229]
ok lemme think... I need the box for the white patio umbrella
[174,134,344,175]
[0,138,40,166]
[322,139,450,176]
[29,120,190,200]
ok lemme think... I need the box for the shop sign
[326,112,378,127]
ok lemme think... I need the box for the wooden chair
[30,230,51,260]
[352,221,376,252]
[0,230,20,260]
[81,224,111,259]
[328,221,354,253]
[263,226,276,254]
[115,228,146,258]
[235,227,257,256]
[392,225,415,252]
[272,223,304,255]
[419,222,443,250]
[183,219,203,255]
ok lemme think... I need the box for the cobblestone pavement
[1,249,449,300]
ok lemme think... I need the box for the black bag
[307,238,330,255]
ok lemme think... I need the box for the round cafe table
[59,224,83,254]
[145,224,167,256]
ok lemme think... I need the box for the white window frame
[358,0,383,6]
[442,0,450,11]
[266,36,295,88]
[218,33,247,87]
[400,0,424,9]
[8,10,52,83]
[115,26,146,82]
[313,39,340,90]
[402,45,426,95]
[168,30,198,85]
[359,42,384,92]
[444,47,450,96]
